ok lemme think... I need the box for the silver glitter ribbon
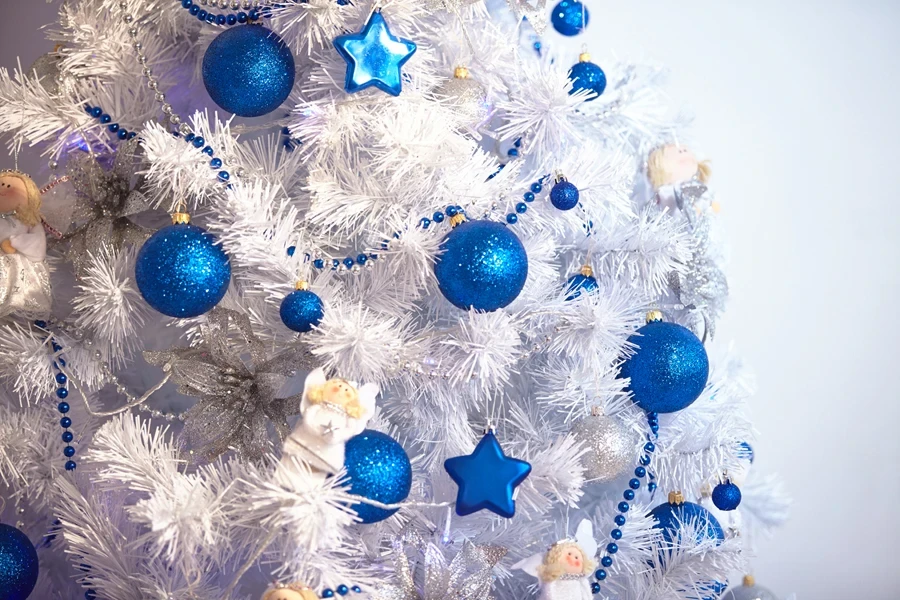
[56,139,152,276]
[144,308,318,463]
[373,530,507,600]
[505,0,548,35]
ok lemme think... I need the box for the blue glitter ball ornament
[550,179,579,210]
[344,429,412,524]
[564,266,598,301]
[202,25,295,117]
[279,287,324,333]
[551,0,589,36]
[568,59,607,99]
[0,523,39,600]
[619,319,709,413]
[648,498,724,566]
[711,480,742,511]
[434,219,528,312]
[333,11,417,96]
[135,223,231,319]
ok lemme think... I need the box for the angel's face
[0,176,28,213]
[264,588,316,600]
[322,378,359,408]
[652,144,699,186]
[559,544,585,574]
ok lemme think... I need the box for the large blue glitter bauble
[649,500,724,566]
[564,272,598,301]
[550,180,579,210]
[712,480,742,511]
[344,429,412,524]
[135,223,231,318]
[279,289,324,333]
[568,60,607,99]
[202,25,295,117]
[333,11,417,96]
[619,320,709,413]
[551,0,589,36]
[434,220,528,312]
[0,523,38,600]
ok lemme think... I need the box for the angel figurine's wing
[511,552,544,579]
[574,519,598,558]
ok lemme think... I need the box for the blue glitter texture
[202,25,295,117]
[0,523,39,600]
[711,480,742,511]
[344,429,412,524]
[551,0,589,36]
[279,289,324,333]
[333,12,417,96]
[648,500,724,565]
[136,223,231,319]
[619,320,709,413]
[444,432,532,518]
[568,60,607,99]
[550,180,580,210]
[434,220,528,312]
[564,272,598,301]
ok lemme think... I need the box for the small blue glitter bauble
[344,429,412,524]
[202,25,295,117]
[619,320,709,413]
[0,523,39,600]
[279,288,324,333]
[738,441,754,463]
[568,60,607,99]
[550,180,579,210]
[135,223,231,318]
[564,272,598,301]
[434,220,528,312]
[551,0,589,36]
[648,500,724,566]
[711,480,742,511]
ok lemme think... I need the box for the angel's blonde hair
[647,146,712,188]
[306,378,363,419]
[536,541,596,582]
[0,170,41,227]
[261,585,318,600]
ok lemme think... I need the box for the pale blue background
[2,1,898,597]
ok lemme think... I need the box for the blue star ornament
[333,11,417,96]
[444,431,532,518]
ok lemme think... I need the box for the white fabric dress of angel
[0,171,51,319]
[281,367,379,474]
[646,143,714,221]
[513,519,599,600]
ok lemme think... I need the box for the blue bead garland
[176,0,263,27]
[83,104,137,142]
[36,321,77,471]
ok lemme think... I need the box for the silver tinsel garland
[144,308,318,463]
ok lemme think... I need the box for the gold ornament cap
[171,211,191,225]
[742,575,755,587]
[295,280,309,291]
[454,66,470,79]
[580,265,594,278]
[646,309,663,323]
[449,213,467,228]
[668,490,685,505]
[579,52,591,63]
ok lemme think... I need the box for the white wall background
[2,1,899,598]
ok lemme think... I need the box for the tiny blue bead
[618,501,629,512]
[237,11,247,22]
[117,129,128,140]
[614,515,626,526]
[64,446,76,457]
[343,257,354,268]
[218,171,230,182]
[84,104,93,113]
[226,14,237,25]
[369,253,378,260]
[523,191,535,202]
[420,217,431,228]
[337,585,349,596]
[533,41,542,50]
[635,466,646,477]
[507,148,519,157]
[56,373,67,385]
[629,478,641,490]
[108,123,119,133]
[286,245,296,256]
[514,137,522,147]
[595,569,607,580]
[446,206,459,217]
[650,424,659,434]
[530,182,542,193]
[611,528,622,540]
[192,136,205,148]
[352,587,362,594]
[640,455,651,466]
[644,442,656,453]
[623,489,635,501]
[203,146,214,156]
[216,14,227,25]
[52,342,62,352]
[506,213,518,224]
[356,254,367,264]
[648,482,657,492]
[210,158,223,168]
[197,9,208,20]
[322,591,334,599]
[332,259,340,269]
[91,107,103,118]
[58,402,70,413]
[100,114,111,124]
[60,417,72,428]
[34,319,47,328]
[314,258,325,269]
[181,0,192,7]
[433,211,445,223]
[57,388,69,399]
[62,431,74,443]
[515,202,527,214]
[128,132,137,139]
[648,411,659,419]
[601,556,613,567]
[591,582,601,594]
[65,460,77,471]
[185,133,195,142]
[58,358,66,367]
[606,542,618,554]
[205,12,216,23]
[248,8,260,19]
[189,5,200,14]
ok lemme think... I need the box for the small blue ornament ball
[279,288,324,333]
[202,25,295,117]
[711,480,742,511]
[551,0,589,36]
[549,180,579,211]
[434,220,528,312]
[344,430,412,524]
[135,223,231,319]
[649,498,724,566]
[568,60,607,99]
[0,523,39,600]
[619,319,709,413]
[738,441,755,463]
[564,268,598,301]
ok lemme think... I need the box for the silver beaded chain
[196,0,275,8]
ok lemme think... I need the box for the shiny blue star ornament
[333,11,417,96]
[444,431,532,518]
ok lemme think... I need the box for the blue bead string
[34,320,77,471]
[82,104,138,142]
[320,584,363,597]
[178,0,265,27]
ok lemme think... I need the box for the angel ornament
[647,144,713,223]
[0,170,52,319]
[260,583,318,600]
[282,367,378,473]
[514,519,598,600]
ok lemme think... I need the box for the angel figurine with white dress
[647,143,713,221]
[281,367,378,474]
[513,519,598,600]
[0,170,52,319]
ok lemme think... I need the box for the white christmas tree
[0,1,791,599]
